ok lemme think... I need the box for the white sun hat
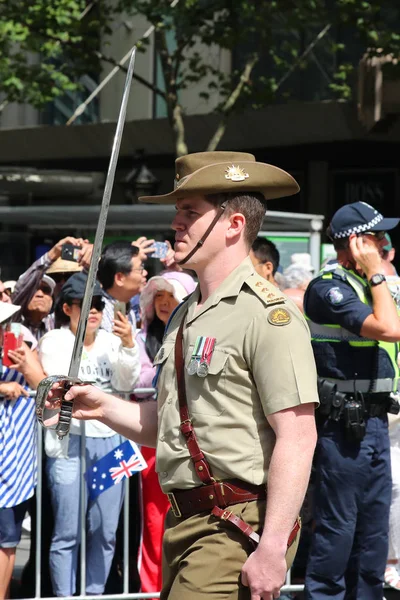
[0,301,21,324]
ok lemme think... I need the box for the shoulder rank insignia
[268,307,291,326]
[246,274,285,306]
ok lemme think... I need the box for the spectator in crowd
[282,264,313,313]
[12,235,88,306]
[0,281,12,304]
[290,252,315,276]
[0,301,45,600]
[46,257,83,299]
[135,270,197,596]
[13,275,56,342]
[97,242,148,332]
[385,407,400,591]
[249,236,280,286]
[382,233,397,276]
[0,281,16,300]
[12,236,90,341]
[39,272,140,597]
[381,234,400,590]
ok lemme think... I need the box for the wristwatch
[369,273,386,287]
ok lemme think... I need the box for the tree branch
[206,52,259,152]
[96,50,167,99]
[155,27,188,156]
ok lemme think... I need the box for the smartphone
[3,324,23,368]
[61,243,81,262]
[149,241,169,260]
[114,301,127,320]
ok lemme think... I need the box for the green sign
[266,235,309,270]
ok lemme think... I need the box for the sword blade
[55,49,136,437]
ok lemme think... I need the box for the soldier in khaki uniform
[55,151,319,600]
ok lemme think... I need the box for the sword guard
[36,375,95,439]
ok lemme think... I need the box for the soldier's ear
[226,212,246,240]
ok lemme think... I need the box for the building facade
[0,11,399,279]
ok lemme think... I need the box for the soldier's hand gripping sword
[36,49,136,439]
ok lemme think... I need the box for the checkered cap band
[333,213,384,239]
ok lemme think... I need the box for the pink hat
[140,271,197,326]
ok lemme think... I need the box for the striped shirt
[101,290,137,333]
[0,367,37,508]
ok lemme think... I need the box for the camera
[149,241,169,260]
[61,243,81,263]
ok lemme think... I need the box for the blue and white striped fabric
[0,366,37,508]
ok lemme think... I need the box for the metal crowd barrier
[20,388,303,599]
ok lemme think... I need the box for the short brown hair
[326,225,349,251]
[205,192,266,247]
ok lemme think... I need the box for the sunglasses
[39,284,53,296]
[70,297,105,312]
[360,231,387,241]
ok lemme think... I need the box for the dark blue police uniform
[303,263,396,600]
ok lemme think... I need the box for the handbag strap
[175,315,215,485]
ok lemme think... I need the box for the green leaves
[0,0,99,107]
[0,0,399,147]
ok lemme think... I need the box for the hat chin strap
[177,203,227,266]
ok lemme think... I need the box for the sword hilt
[36,375,94,439]
[57,395,74,440]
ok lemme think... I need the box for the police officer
[304,201,400,600]
[51,151,319,600]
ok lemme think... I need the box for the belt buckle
[220,509,232,521]
[167,493,182,518]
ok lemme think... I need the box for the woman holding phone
[39,272,140,598]
[0,302,45,600]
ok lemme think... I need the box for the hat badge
[225,165,249,182]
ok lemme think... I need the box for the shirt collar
[186,257,254,324]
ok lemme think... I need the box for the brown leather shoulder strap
[175,315,215,485]
[177,204,226,265]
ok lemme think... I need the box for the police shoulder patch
[267,307,292,326]
[326,286,344,305]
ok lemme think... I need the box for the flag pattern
[85,439,147,501]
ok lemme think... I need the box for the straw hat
[139,151,299,204]
[46,257,83,275]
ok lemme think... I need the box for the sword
[36,49,137,439]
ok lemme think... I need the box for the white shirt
[39,327,140,438]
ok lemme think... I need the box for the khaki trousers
[161,499,300,600]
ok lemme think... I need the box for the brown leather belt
[167,478,266,518]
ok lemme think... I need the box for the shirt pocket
[189,349,229,417]
[153,342,175,389]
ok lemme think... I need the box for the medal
[197,337,216,377]
[187,359,199,376]
[197,362,209,378]
[187,336,205,375]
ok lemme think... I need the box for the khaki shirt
[154,257,318,492]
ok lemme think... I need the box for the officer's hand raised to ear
[349,235,383,279]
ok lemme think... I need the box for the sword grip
[56,399,73,440]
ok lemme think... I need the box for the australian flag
[85,439,147,501]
